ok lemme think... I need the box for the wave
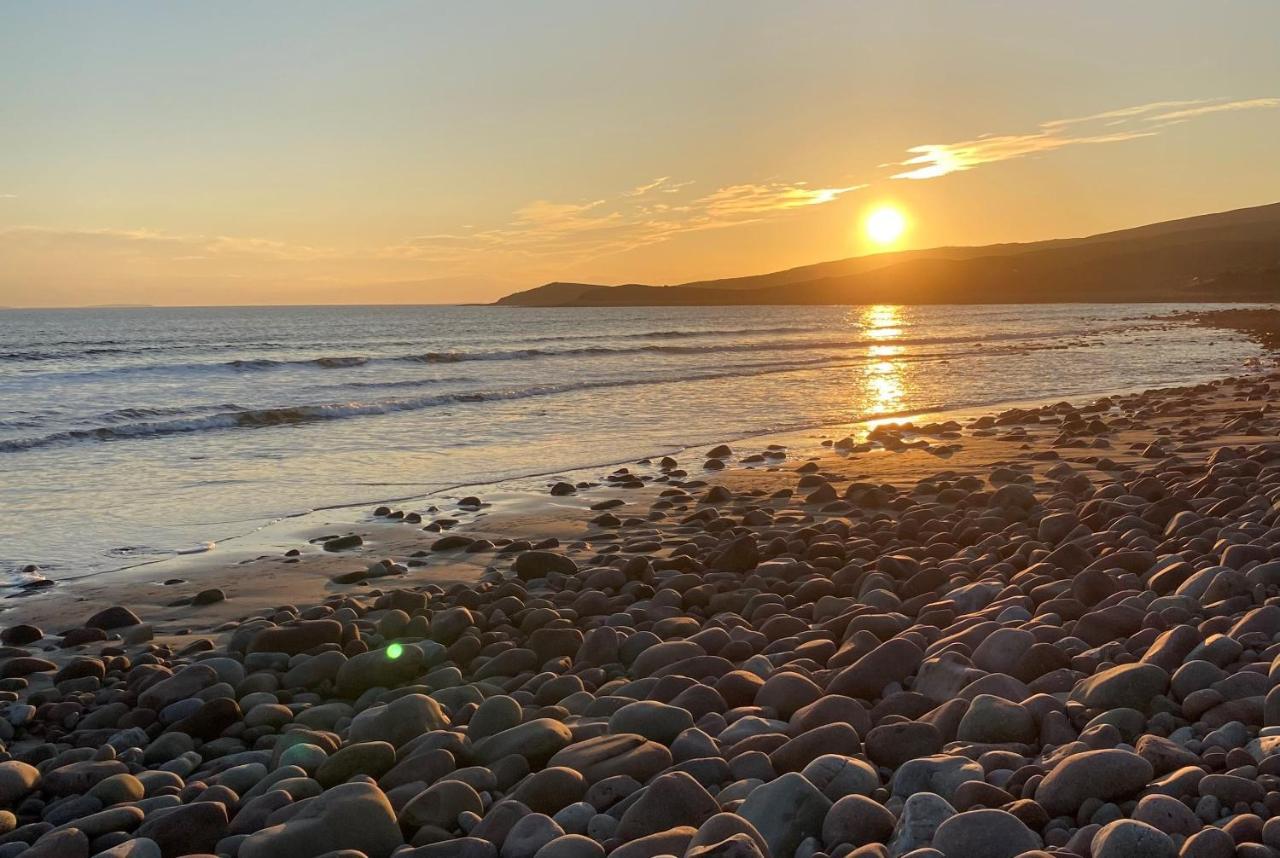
[0,326,830,361]
[1,353,964,454]
[520,324,816,343]
[13,326,1096,383]
[229,355,370,370]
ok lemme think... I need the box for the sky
[2,1,1279,307]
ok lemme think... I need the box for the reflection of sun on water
[860,305,905,416]
[864,304,902,340]
[866,361,904,415]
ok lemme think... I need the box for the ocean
[0,303,1263,583]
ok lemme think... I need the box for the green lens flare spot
[386,643,404,660]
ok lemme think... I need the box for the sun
[865,205,908,246]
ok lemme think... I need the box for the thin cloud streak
[387,179,865,269]
[893,96,1279,180]
[1147,97,1280,123]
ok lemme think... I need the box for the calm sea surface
[0,304,1263,581]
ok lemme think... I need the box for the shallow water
[0,303,1262,580]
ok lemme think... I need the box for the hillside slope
[495,202,1280,306]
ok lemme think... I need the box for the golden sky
[3,2,1279,307]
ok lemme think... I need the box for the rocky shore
[5,370,1280,858]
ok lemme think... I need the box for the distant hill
[494,202,1280,306]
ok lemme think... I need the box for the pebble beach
[5,315,1280,858]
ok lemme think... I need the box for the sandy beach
[2,309,1280,857]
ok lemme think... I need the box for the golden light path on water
[858,305,906,417]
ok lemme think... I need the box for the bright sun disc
[865,206,907,245]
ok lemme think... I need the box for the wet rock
[85,606,141,630]
[514,551,578,581]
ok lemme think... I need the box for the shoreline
[7,361,1263,608]
[0,360,1273,635]
[14,357,1266,596]
[5,303,1267,587]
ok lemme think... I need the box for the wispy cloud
[1146,97,1280,123]
[892,96,1279,180]
[0,194,16,200]
[0,225,335,262]
[892,131,1154,181]
[1040,100,1206,128]
[386,178,864,269]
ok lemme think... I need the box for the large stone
[51,805,143,839]
[137,664,218,711]
[1132,794,1201,836]
[316,741,397,787]
[503,813,564,858]
[135,801,228,858]
[470,695,523,742]
[608,701,694,745]
[168,696,241,740]
[687,814,771,858]
[349,694,450,747]
[801,755,879,801]
[41,761,128,797]
[769,723,861,774]
[400,779,484,831]
[826,637,924,701]
[92,839,163,858]
[616,772,719,840]
[956,695,1036,744]
[1091,819,1177,858]
[474,719,574,767]
[514,551,578,580]
[821,794,895,849]
[248,619,344,655]
[239,781,404,858]
[865,722,943,768]
[737,772,832,858]
[1034,749,1154,816]
[971,628,1036,675]
[1069,663,1170,713]
[887,792,955,857]
[336,643,436,698]
[609,827,696,858]
[86,606,141,629]
[548,734,672,785]
[684,833,765,858]
[755,673,824,720]
[24,828,89,858]
[890,755,983,804]
[931,808,1042,858]
[509,767,587,816]
[0,761,39,805]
